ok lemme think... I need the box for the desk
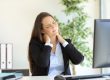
[18,76,110,80]
[19,76,54,80]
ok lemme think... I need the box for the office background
[1,0,109,75]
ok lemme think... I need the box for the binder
[6,43,13,69]
[0,44,7,69]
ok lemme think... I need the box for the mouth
[52,31,57,36]
[53,29,58,32]
[53,30,56,32]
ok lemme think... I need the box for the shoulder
[29,39,43,47]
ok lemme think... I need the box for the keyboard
[0,72,23,80]
[65,74,110,80]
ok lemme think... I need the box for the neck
[50,36,57,44]
[50,36,57,53]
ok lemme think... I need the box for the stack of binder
[0,43,13,69]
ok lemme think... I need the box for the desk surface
[18,76,110,80]
[20,76,54,80]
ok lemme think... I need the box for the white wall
[101,0,110,18]
[0,0,64,69]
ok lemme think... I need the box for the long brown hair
[28,12,54,73]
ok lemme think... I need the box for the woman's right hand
[43,34,51,43]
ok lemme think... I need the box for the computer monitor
[93,19,110,68]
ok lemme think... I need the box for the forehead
[42,16,54,25]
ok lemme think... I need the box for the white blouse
[48,41,68,76]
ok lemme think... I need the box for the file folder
[6,44,13,69]
[0,44,7,69]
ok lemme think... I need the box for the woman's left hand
[56,33,66,44]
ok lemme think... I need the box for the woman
[28,12,84,76]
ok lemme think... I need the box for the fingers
[43,34,50,43]
[57,34,65,44]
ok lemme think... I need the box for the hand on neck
[50,36,57,44]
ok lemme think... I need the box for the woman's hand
[43,34,51,43]
[56,33,66,44]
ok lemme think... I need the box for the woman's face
[41,16,59,38]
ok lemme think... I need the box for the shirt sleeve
[45,42,53,47]
[62,41,69,47]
